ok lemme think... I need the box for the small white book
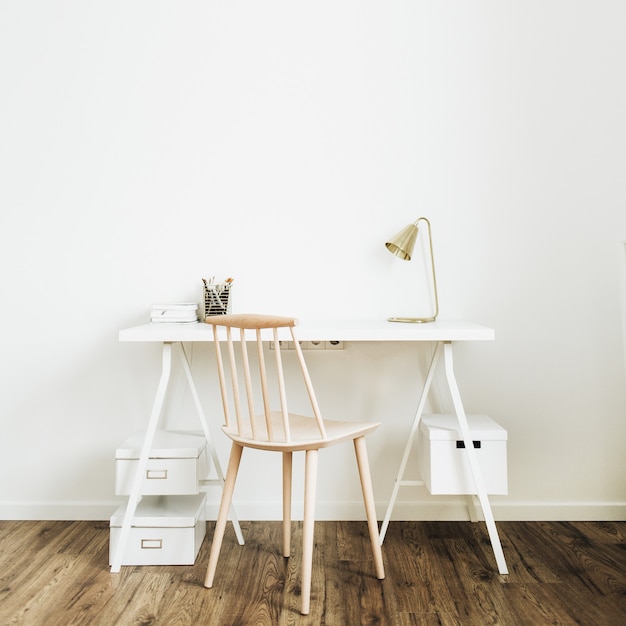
[150,303,199,323]
[151,303,198,311]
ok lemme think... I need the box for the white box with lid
[109,493,207,565]
[115,430,209,496]
[418,414,508,495]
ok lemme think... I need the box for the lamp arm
[416,217,439,321]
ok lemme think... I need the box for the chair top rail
[206,313,297,330]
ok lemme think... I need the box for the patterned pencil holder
[203,282,232,317]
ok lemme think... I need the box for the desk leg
[110,342,173,573]
[379,343,441,544]
[443,341,508,575]
[178,344,244,545]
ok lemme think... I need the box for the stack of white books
[150,303,199,324]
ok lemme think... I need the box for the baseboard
[379,500,626,522]
[239,500,626,522]
[0,501,121,521]
[2,499,625,522]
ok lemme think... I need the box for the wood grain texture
[0,520,624,625]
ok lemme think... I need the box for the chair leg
[354,436,385,580]
[204,443,243,588]
[282,451,292,558]
[300,448,318,615]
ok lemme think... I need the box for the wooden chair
[203,313,385,615]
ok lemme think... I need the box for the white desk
[114,319,507,575]
[119,318,494,343]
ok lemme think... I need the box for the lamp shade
[385,223,418,261]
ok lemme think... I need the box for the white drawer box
[418,414,507,495]
[109,494,207,566]
[115,430,209,496]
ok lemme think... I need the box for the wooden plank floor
[0,519,624,625]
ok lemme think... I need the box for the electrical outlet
[268,340,292,350]
[269,340,343,350]
[325,340,344,350]
[305,340,325,350]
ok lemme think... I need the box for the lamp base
[388,316,436,324]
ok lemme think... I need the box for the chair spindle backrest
[208,314,327,443]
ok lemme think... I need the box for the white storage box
[115,430,209,496]
[418,414,507,495]
[109,494,207,565]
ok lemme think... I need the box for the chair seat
[223,412,380,452]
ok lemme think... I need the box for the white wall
[1,1,625,521]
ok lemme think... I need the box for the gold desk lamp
[385,217,439,323]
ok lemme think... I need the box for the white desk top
[119,319,494,343]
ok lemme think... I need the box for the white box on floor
[115,430,209,496]
[418,414,508,495]
[109,494,207,566]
